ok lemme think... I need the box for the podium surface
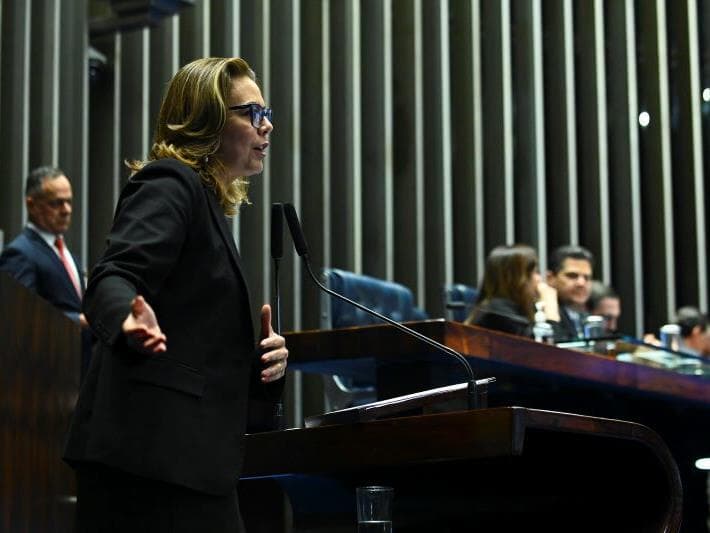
[283,320,709,532]
[242,407,682,532]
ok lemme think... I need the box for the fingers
[260,304,273,340]
[260,342,288,383]
[261,356,288,383]
[131,295,146,316]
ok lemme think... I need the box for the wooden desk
[241,407,682,532]
[0,274,80,533]
[283,320,709,532]
[284,319,708,404]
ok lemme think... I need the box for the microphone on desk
[271,203,285,428]
[282,202,480,410]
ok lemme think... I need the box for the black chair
[442,283,479,322]
[320,268,428,411]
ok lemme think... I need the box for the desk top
[284,319,709,405]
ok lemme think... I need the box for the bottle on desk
[583,315,605,340]
[659,324,681,352]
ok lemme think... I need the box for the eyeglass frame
[228,103,273,129]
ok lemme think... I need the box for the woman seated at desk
[465,244,559,337]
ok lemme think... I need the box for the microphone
[270,203,285,429]
[282,203,480,409]
[271,203,284,334]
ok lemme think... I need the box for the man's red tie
[55,236,82,298]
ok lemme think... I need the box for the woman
[63,57,287,532]
[465,244,559,337]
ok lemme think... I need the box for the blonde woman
[63,57,287,532]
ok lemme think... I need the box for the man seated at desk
[546,245,594,342]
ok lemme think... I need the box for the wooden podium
[0,273,81,533]
[241,406,682,532]
[274,320,709,532]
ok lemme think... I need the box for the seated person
[465,244,559,337]
[586,280,621,335]
[676,306,710,357]
[546,245,594,341]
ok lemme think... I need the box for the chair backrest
[320,268,428,329]
[442,283,479,322]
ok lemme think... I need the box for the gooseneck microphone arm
[282,203,479,409]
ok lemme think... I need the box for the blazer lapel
[24,228,82,304]
[202,185,254,326]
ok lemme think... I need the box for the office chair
[442,283,479,322]
[320,268,428,411]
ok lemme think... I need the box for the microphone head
[284,203,310,257]
[271,203,284,259]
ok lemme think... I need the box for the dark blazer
[468,297,533,338]
[0,226,83,320]
[63,159,283,496]
[551,305,586,342]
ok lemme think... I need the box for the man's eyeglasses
[228,103,273,128]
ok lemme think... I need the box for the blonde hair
[127,57,257,215]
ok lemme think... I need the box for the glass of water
[356,485,393,532]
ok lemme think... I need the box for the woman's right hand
[122,295,167,354]
[536,282,560,322]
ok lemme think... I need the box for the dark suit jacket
[0,226,83,320]
[468,298,533,338]
[63,159,283,496]
[551,305,586,342]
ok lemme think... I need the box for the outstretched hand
[258,304,288,383]
[122,295,167,354]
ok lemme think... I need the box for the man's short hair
[548,245,594,274]
[26,166,66,197]
[676,306,708,337]
[587,280,618,312]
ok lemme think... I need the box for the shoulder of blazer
[129,159,203,192]
[115,159,206,220]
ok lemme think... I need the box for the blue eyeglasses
[228,103,273,128]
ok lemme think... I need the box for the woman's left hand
[258,304,288,383]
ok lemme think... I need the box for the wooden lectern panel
[0,273,80,533]
[241,407,682,532]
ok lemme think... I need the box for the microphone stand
[271,203,285,428]
[300,260,478,409]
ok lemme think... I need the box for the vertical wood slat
[421,0,453,313]
[636,0,677,330]
[510,0,546,259]
[391,0,426,305]
[0,1,32,235]
[480,0,513,253]
[542,0,579,253]
[686,0,708,312]
[361,0,389,278]
[450,0,483,286]
[350,0,363,274]
[604,0,645,336]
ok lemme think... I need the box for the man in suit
[587,280,621,335]
[546,245,594,342]
[676,306,710,357]
[0,166,84,323]
[0,166,91,374]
